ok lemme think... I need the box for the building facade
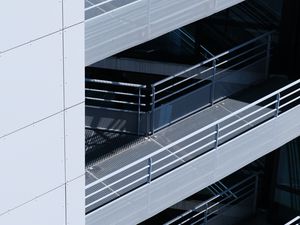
[0,0,299,225]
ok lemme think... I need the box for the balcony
[86,76,300,224]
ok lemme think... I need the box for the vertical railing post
[204,203,208,224]
[148,157,152,183]
[252,175,259,215]
[151,85,155,134]
[265,33,272,79]
[275,93,281,117]
[137,87,141,135]
[210,59,217,105]
[215,123,220,149]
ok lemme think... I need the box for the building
[0,0,299,225]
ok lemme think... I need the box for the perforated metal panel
[85,0,246,65]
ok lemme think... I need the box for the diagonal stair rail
[164,175,258,225]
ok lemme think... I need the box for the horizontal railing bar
[86,97,146,106]
[279,95,300,109]
[154,71,203,95]
[199,65,215,74]
[219,109,276,141]
[85,79,300,191]
[155,78,212,104]
[86,164,149,199]
[215,42,267,68]
[182,191,239,225]
[86,78,147,88]
[230,181,255,197]
[180,208,207,224]
[179,209,206,225]
[86,105,147,114]
[285,216,300,225]
[152,140,216,175]
[215,50,266,76]
[85,126,142,136]
[189,186,255,225]
[156,47,266,104]
[154,74,205,97]
[86,88,147,98]
[153,62,209,87]
[280,87,300,101]
[152,131,216,166]
[154,65,215,96]
[219,100,276,132]
[203,182,255,212]
[165,209,204,225]
[153,32,273,87]
[203,189,254,222]
[165,176,256,225]
[86,174,149,209]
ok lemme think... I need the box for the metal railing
[149,32,273,133]
[85,78,300,213]
[285,216,300,225]
[85,78,147,135]
[164,175,258,225]
[86,32,273,135]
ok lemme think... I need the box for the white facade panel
[0,32,63,137]
[65,103,85,181]
[63,0,84,28]
[0,186,65,225]
[67,176,85,225]
[0,113,65,215]
[0,1,62,52]
[64,23,85,108]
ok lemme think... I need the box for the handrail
[285,216,300,225]
[85,78,147,88]
[86,79,300,190]
[153,31,274,87]
[86,32,273,136]
[164,175,257,225]
[86,88,147,98]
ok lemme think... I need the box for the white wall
[0,0,84,224]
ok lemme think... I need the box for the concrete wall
[0,1,85,225]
